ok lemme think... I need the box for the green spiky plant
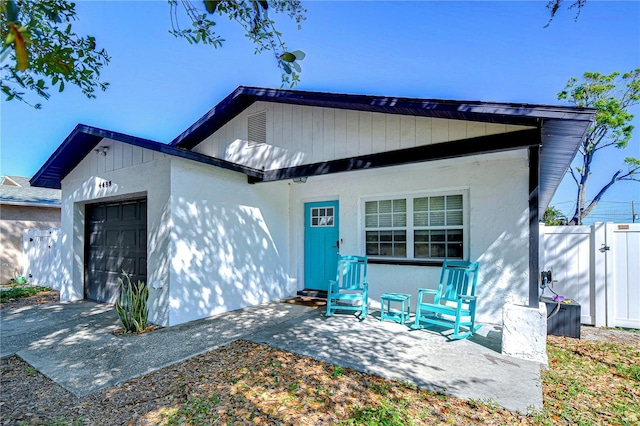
[115,271,149,333]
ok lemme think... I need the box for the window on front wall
[364,193,466,261]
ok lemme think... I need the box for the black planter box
[541,297,581,339]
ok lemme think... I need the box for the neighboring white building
[31,87,594,329]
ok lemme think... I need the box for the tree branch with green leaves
[168,0,306,88]
[1,0,111,108]
[558,69,640,225]
[1,0,305,108]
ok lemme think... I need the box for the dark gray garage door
[85,198,147,303]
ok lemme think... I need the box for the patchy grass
[532,335,640,425]
[1,328,638,425]
[0,286,50,303]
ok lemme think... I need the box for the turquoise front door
[304,200,340,291]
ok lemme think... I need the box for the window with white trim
[364,193,466,260]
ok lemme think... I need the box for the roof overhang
[171,86,595,216]
[32,87,595,218]
[30,125,264,189]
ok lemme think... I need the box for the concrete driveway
[1,300,543,413]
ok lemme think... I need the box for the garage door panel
[85,198,147,303]
[121,229,137,247]
[106,229,120,247]
[106,205,120,221]
[89,230,103,246]
[120,257,137,273]
[139,229,147,248]
[122,202,138,221]
[88,252,105,271]
[90,205,105,221]
[106,255,120,272]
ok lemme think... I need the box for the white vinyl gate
[22,228,61,290]
[540,223,640,328]
[605,224,640,328]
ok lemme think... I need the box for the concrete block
[502,302,548,366]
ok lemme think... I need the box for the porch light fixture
[94,146,109,156]
[292,177,307,183]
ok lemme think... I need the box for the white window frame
[362,190,469,262]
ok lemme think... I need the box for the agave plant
[115,271,149,333]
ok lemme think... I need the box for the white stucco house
[31,87,594,336]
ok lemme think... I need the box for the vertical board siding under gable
[113,142,124,169]
[415,116,432,146]
[311,107,324,162]
[301,106,314,159]
[431,118,449,143]
[359,111,373,154]
[66,139,166,184]
[346,110,360,157]
[385,114,401,151]
[448,118,467,141]
[292,104,303,155]
[371,112,386,152]
[400,115,416,149]
[96,152,105,174]
[323,108,336,160]
[467,121,487,139]
[122,144,133,168]
[272,103,283,150]
[282,104,293,153]
[143,146,154,163]
[132,146,143,166]
[187,101,535,171]
[334,109,348,158]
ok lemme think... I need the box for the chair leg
[326,298,333,317]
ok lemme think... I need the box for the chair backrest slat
[336,255,367,290]
[435,259,479,304]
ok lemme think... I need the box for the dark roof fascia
[249,129,541,183]
[171,85,595,150]
[31,125,264,189]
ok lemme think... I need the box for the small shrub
[0,286,50,303]
[115,271,149,333]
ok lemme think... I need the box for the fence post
[591,222,607,327]
[604,222,616,327]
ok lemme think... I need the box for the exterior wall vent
[247,111,267,146]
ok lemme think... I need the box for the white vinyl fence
[22,228,61,290]
[540,222,640,328]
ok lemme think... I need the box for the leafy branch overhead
[558,69,640,225]
[545,0,587,27]
[169,0,306,87]
[1,0,305,108]
[0,0,111,108]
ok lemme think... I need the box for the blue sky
[1,1,639,222]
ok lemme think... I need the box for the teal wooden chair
[411,259,481,339]
[326,255,369,320]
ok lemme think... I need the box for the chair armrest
[417,288,438,303]
[328,280,338,293]
[457,294,476,301]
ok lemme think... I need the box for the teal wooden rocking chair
[411,259,481,339]
[325,255,369,320]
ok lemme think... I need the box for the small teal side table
[380,292,411,324]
